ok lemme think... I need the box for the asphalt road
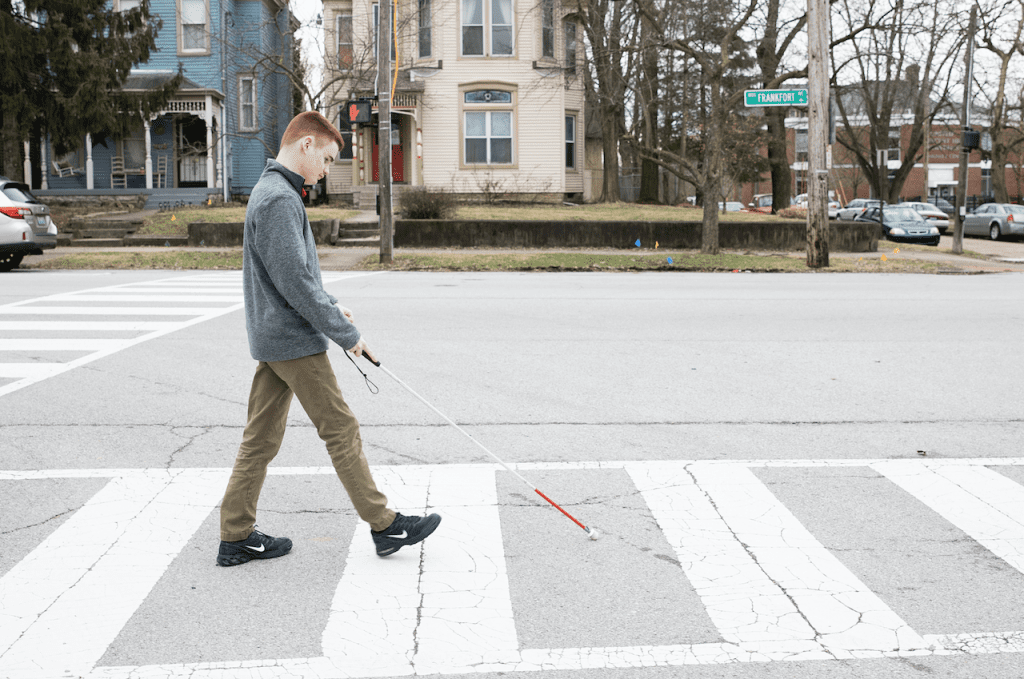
[2,269,1024,679]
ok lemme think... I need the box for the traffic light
[345,100,372,124]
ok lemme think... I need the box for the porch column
[144,118,153,189]
[85,134,94,190]
[215,110,222,190]
[39,138,48,190]
[205,95,215,188]
[22,142,31,186]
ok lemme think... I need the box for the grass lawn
[355,250,944,274]
[452,203,788,222]
[133,202,782,236]
[136,206,358,236]
[25,251,244,270]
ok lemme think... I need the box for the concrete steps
[64,218,144,247]
[69,238,126,247]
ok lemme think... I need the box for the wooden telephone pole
[953,5,977,256]
[806,0,830,268]
[377,0,393,264]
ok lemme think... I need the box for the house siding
[323,0,583,200]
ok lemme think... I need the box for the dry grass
[452,203,788,222]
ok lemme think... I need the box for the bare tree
[975,0,1024,202]
[633,0,800,253]
[831,0,963,203]
[571,0,637,202]
[755,0,806,214]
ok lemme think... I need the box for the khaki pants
[220,352,395,541]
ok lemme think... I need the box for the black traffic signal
[345,100,372,124]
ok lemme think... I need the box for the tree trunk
[701,109,724,254]
[600,106,621,201]
[0,108,20,180]
[637,9,660,204]
[766,108,791,214]
[992,141,1009,202]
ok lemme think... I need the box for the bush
[399,187,458,219]
[777,207,807,219]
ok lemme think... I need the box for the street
[2,269,1024,679]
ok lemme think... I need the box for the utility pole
[377,0,393,264]
[806,0,830,268]
[953,4,977,255]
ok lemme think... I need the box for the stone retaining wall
[188,220,338,246]
[393,220,878,252]
[187,219,878,252]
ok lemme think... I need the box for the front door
[176,116,208,187]
[372,120,404,183]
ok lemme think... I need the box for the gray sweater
[242,159,360,362]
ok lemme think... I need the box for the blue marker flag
[667,257,674,265]
[635,239,641,247]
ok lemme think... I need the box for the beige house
[321,0,588,206]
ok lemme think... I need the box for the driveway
[944,233,1024,260]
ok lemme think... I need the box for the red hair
[280,111,345,151]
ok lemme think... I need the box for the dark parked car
[855,205,941,246]
[0,176,57,271]
[962,203,1024,240]
[929,197,955,215]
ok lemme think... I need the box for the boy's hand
[349,338,377,364]
[338,304,355,323]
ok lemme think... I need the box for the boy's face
[297,136,340,185]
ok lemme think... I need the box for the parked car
[962,203,1024,240]
[748,193,773,213]
[789,193,839,217]
[0,176,57,271]
[855,205,940,246]
[719,201,746,212]
[902,201,950,234]
[929,197,955,215]
[837,198,883,221]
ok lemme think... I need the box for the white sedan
[902,202,950,234]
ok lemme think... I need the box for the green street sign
[744,89,808,107]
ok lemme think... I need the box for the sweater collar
[263,159,306,195]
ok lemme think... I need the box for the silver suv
[0,176,57,271]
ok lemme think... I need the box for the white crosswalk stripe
[2,458,1024,678]
[0,271,376,397]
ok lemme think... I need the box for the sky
[290,0,328,107]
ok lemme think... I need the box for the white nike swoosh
[389,530,408,540]
[245,544,266,553]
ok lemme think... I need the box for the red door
[372,126,404,182]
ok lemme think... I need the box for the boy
[217,111,440,567]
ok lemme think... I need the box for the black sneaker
[217,528,293,567]
[371,512,441,557]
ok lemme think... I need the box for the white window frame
[418,0,432,59]
[565,114,577,170]
[239,75,258,132]
[461,87,516,167]
[337,13,353,69]
[541,0,554,59]
[460,0,515,57]
[178,0,210,55]
[564,20,577,75]
[887,126,901,163]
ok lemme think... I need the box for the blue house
[32,0,296,205]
